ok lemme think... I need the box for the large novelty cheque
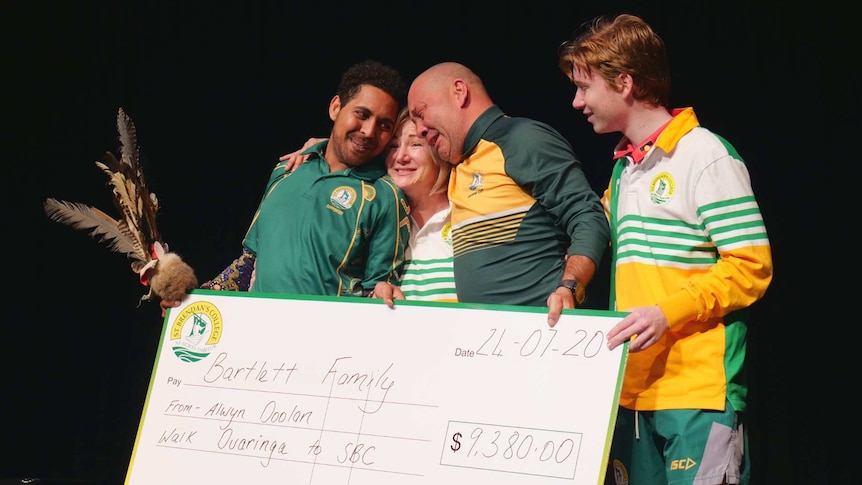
[125,290,627,485]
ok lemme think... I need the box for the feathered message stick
[43,107,198,304]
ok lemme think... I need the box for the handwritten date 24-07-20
[455,327,606,359]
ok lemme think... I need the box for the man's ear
[328,95,342,121]
[617,73,633,95]
[452,79,468,108]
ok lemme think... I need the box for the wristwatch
[557,279,586,306]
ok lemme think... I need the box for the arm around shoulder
[361,179,411,292]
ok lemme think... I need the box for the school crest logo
[170,301,223,363]
[441,223,453,246]
[467,171,484,191]
[649,172,675,205]
[330,186,357,210]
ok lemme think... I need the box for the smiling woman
[380,107,456,303]
[385,109,450,215]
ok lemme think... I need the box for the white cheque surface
[126,290,627,485]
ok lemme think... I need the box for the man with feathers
[45,60,410,317]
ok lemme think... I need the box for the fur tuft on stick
[147,252,199,302]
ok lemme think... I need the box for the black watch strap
[557,279,586,305]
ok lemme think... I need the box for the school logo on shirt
[169,301,223,363]
[467,171,484,197]
[468,172,484,190]
[649,172,675,205]
[330,186,357,210]
[441,223,453,246]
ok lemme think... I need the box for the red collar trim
[613,116,674,164]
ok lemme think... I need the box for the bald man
[408,62,610,325]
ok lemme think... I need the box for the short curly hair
[336,59,407,109]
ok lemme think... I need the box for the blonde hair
[394,107,451,196]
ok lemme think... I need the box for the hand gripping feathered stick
[43,107,198,304]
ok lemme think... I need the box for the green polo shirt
[243,142,410,296]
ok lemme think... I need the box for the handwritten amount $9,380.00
[440,421,582,480]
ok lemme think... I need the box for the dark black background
[4,1,853,483]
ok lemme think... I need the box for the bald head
[407,62,494,164]
[412,62,490,105]
[418,62,481,86]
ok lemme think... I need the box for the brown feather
[117,107,139,169]
[43,108,198,304]
[43,198,148,264]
